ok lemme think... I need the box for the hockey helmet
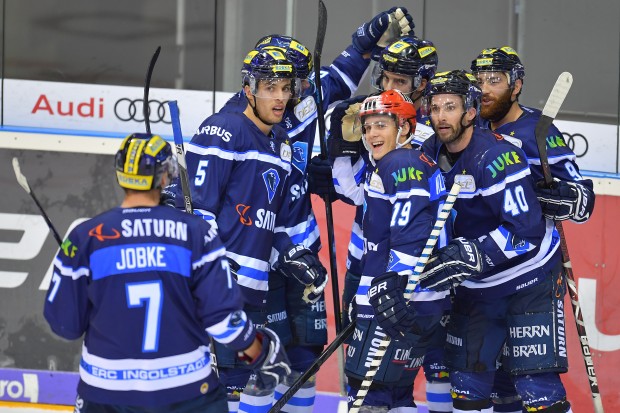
[424,70,482,114]
[255,34,313,79]
[372,36,439,91]
[115,133,178,191]
[470,46,525,87]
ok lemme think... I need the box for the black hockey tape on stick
[269,321,355,413]
[144,46,161,134]
[349,181,461,413]
[12,157,63,247]
[534,72,603,413]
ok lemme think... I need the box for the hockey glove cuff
[419,238,492,291]
[535,178,595,223]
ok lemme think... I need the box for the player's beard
[436,120,466,146]
[481,87,514,122]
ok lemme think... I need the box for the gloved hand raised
[419,238,491,291]
[535,178,594,223]
[328,95,366,158]
[239,327,291,391]
[367,271,417,339]
[277,244,329,303]
[307,156,336,197]
[351,7,415,55]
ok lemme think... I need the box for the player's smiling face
[362,114,399,161]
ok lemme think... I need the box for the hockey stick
[350,181,462,413]
[12,157,63,247]
[534,72,604,413]
[168,101,193,214]
[144,46,161,134]
[269,321,355,413]
[311,0,347,397]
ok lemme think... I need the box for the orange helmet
[359,89,417,134]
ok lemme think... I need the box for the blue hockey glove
[241,327,291,391]
[419,238,491,291]
[328,96,366,158]
[535,178,595,223]
[367,271,417,339]
[352,7,415,55]
[307,156,336,198]
[278,245,329,304]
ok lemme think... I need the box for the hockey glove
[159,182,178,207]
[307,156,336,198]
[240,327,291,391]
[367,271,417,339]
[328,96,366,158]
[535,178,595,223]
[277,244,329,304]
[419,238,491,291]
[351,7,415,56]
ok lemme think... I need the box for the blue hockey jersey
[220,45,371,255]
[44,206,255,407]
[480,104,593,194]
[422,127,562,298]
[179,111,293,306]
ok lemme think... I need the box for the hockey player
[167,49,329,413]
[43,133,291,413]
[218,8,415,413]
[369,70,574,413]
[313,36,452,413]
[470,46,594,224]
[330,89,450,412]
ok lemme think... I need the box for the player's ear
[512,78,523,98]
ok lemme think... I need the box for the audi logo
[114,98,172,124]
[561,132,588,158]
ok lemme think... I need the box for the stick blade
[542,72,573,119]
[12,157,31,194]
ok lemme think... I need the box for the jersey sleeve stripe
[192,246,226,269]
[53,256,90,279]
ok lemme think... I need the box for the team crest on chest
[368,171,385,193]
[263,168,281,204]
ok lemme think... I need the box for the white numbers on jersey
[47,272,61,302]
[564,162,583,180]
[390,201,412,227]
[194,160,209,186]
[503,186,530,216]
[221,259,233,289]
[126,281,163,353]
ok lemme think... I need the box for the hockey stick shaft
[144,47,161,135]
[350,181,461,413]
[168,100,219,377]
[268,321,356,413]
[12,157,63,247]
[168,101,193,214]
[534,72,603,413]
[312,0,347,397]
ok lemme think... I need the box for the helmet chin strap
[246,95,277,126]
[396,125,414,149]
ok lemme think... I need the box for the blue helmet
[425,70,482,113]
[470,46,525,87]
[115,133,178,190]
[375,36,439,86]
[241,48,301,96]
[255,34,313,79]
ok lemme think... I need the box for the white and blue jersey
[220,45,371,255]
[44,206,255,407]
[358,148,449,319]
[422,127,562,298]
[479,104,594,197]
[177,112,293,306]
